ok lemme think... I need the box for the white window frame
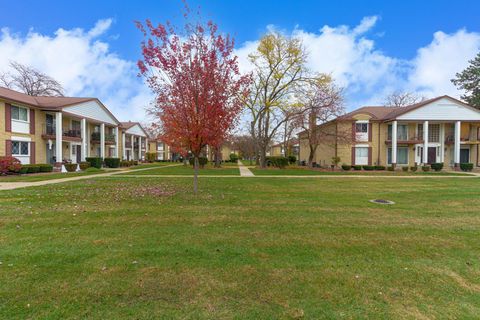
[429,124,440,143]
[355,120,369,142]
[388,124,409,141]
[387,146,409,165]
[11,140,30,156]
[11,105,29,123]
[355,146,369,165]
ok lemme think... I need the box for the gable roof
[338,95,477,122]
[0,86,120,125]
[120,121,149,137]
[0,86,95,109]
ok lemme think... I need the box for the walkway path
[0,164,181,191]
[238,160,255,177]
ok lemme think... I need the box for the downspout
[335,121,338,158]
[377,121,381,165]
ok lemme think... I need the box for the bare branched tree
[0,61,64,96]
[294,76,346,167]
[232,135,256,161]
[384,91,426,107]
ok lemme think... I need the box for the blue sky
[1,0,480,122]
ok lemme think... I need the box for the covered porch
[42,111,119,166]
[386,120,479,168]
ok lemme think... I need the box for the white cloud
[236,17,480,109]
[408,29,480,97]
[0,20,153,122]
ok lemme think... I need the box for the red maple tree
[137,9,250,192]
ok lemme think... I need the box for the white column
[55,112,63,164]
[138,136,142,160]
[423,121,429,165]
[100,123,105,159]
[440,123,445,163]
[86,123,90,157]
[122,132,126,160]
[454,121,461,166]
[81,118,87,162]
[115,126,119,158]
[391,121,397,166]
[130,134,135,160]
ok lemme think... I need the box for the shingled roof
[0,86,95,109]
[338,95,470,121]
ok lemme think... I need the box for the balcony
[445,134,479,145]
[91,132,116,145]
[42,125,82,142]
[385,135,423,145]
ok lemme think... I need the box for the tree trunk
[214,147,221,168]
[259,146,267,168]
[193,156,199,194]
[307,145,315,168]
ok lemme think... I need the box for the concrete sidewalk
[0,164,181,191]
[238,160,255,177]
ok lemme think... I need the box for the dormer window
[355,121,369,141]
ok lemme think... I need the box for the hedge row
[20,164,54,174]
[266,156,289,169]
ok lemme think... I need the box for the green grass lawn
[123,163,240,175]
[0,170,108,182]
[1,176,479,318]
[128,162,181,170]
[251,166,470,176]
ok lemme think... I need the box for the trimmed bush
[387,166,394,171]
[19,166,28,174]
[266,156,289,169]
[145,152,157,162]
[460,163,474,172]
[229,153,239,163]
[64,163,77,172]
[287,155,297,164]
[341,165,351,171]
[410,166,418,172]
[133,160,139,165]
[23,164,40,174]
[430,163,444,172]
[104,157,120,168]
[120,160,131,167]
[0,156,22,174]
[374,165,386,170]
[79,162,90,170]
[352,165,362,171]
[421,166,430,172]
[85,157,102,169]
[362,165,375,171]
[189,157,208,168]
[39,164,53,172]
[402,166,409,172]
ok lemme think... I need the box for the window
[11,106,28,122]
[355,123,368,133]
[429,124,440,142]
[417,124,423,139]
[387,147,408,165]
[355,147,369,165]
[388,124,408,140]
[355,122,369,142]
[418,124,440,142]
[11,141,29,156]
